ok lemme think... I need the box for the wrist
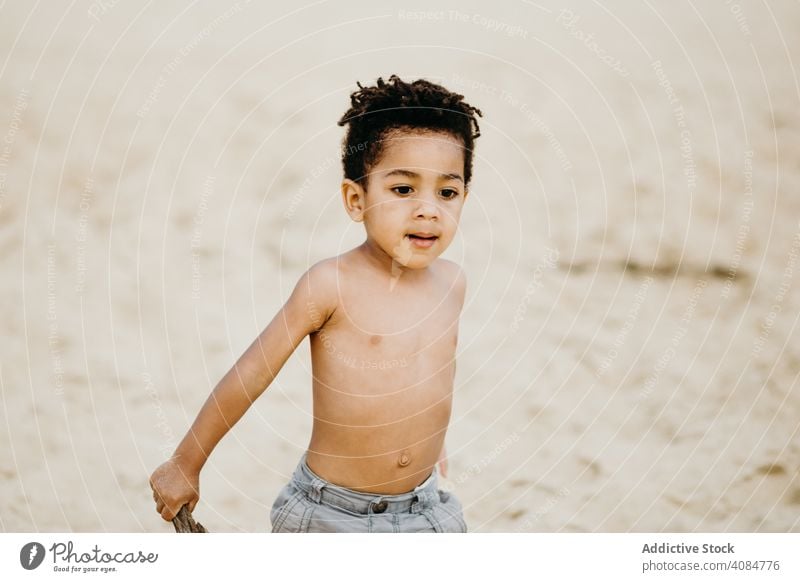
[171,444,207,474]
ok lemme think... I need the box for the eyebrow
[383,169,464,183]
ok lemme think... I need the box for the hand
[149,457,200,522]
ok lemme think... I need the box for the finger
[161,506,176,522]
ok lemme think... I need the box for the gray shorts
[270,455,467,533]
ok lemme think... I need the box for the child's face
[342,130,468,270]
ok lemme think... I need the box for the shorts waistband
[291,454,439,515]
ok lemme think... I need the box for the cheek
[364,203,402,234]
[364,201,387,222]
[441,203,464,225]
[374,200,406,222]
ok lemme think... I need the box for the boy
[150,75,482,532]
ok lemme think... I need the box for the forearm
[170,263,333,472]
[173,363,265,471]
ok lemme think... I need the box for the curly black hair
[337,75,483,186]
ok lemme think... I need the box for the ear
[341,178,366,222]
[463,188,469,202]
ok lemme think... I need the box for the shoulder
[435,258,466,286]
[302,257,340,290]
[434,259,467,304]
[288,258,341,330]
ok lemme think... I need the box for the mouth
[406,232,439,249]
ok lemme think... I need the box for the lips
[406,232,439,249]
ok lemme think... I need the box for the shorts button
[372,500,388,513]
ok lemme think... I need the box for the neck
[357,240,429,284]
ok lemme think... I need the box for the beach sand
[1,0,798,532]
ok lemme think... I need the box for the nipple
[398,452,411,467]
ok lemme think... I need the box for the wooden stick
[171,506,208,533]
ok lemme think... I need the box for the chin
[403,254,439,269]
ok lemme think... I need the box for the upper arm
[234,259,339,393]
[454,264,467,311]
[440,259,467,311]
[280,258,339,339]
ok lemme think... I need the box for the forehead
[372,129,465,175]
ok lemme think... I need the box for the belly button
[398,452,411,467]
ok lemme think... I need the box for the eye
[439,188,460,200]
[392,186,414,196]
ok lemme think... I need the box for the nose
[413,193,439,221]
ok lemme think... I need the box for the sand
[1,0,798,532]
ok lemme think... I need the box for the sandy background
[1,0,798,532]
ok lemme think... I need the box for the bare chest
[312,281,460,371]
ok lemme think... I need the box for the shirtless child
[150,75,482,533]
